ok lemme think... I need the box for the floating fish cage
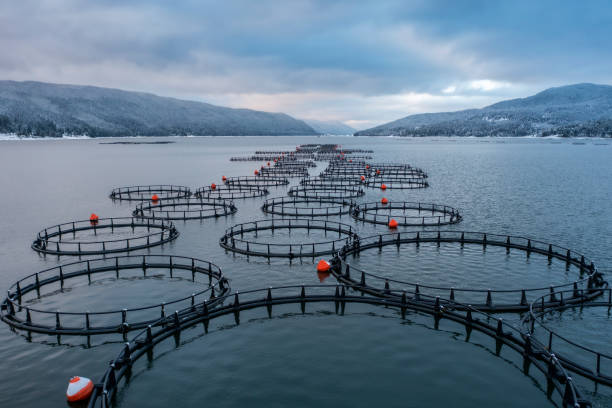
[259,167,309,178]
[521,287,612,385]
[332,231,603,312]
[0,255,229,335]
[262,197,354,217]
[133,198,237,220]
[299,177,362,187]
[288,185,365,200]
[193,185,269,199]
[351,202,462,226]
[226,176,289,187]
[364,176,429,189]
[219,219,358,258]
[85,284,585,408]
[31,217,179,256]
[109,185,191,201]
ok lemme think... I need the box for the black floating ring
[262,197,354,217]
[351,201,462,226]
[133,198,237,220]
[31,217,179,256]
[110,185,191,201]
[219,219,358,258]
[0,255,229,335]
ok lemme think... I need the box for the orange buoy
[254,169,259,176]
[66,376,94,402]
[222,176,227,182]
[388,218,398,228]
[376,169,381,175]
[151,194,159,202]
[211,183,217,190]
[381,197,388,205]
[360,175,365,182]
[380,184,387,190]
[366,165,370,169]
[89,213,99,222]
[317,259,331,273]
[267,162,271,166]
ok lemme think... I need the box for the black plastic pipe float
[85,285,587,408]
[288,185,365,200]
[194,184,269,200]
[262,197,354,217]
[258,167,309,178]
[0,255,229,335]
[521,287,612,386]
[31,217,179,256]
[109,185,191,201]
[364,176,430,189]
[225,176,289,187]
[351,201,462,226]
[219,219,359,258]
[133,198,237,221]
[330,231,604,313]
[299,177,362,187]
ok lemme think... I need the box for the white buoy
[66,376,94,402]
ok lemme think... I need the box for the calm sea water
[0,136,611,407]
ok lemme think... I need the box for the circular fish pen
[0,255,229,335]
[193,185,269,199]
[259,167,309,178]
[332,231,603,312]
[226,176,289,187]
[31,217,179,256]
[219,219,358,258]
[365,176,429,189]
[521,287,612,385]
[288,185,365,200]
[262,197,353,217]
[351,202,462,226]
[132,198,237,220]
[299,177,361,187]
[84,285,585,408]
[109,185,191,201]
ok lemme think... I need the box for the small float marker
[267,162,271,166]
[317,259,331,273]
[254,169,259,176]
[222,176,227,182]
[381,197,388,205]
[376,169,381,175]
[380,184,387,191]
[366,165,370,169]
[388,219,398,229]
[360,175,365,182]
[66,376,94,402]
[211,183,217,190]
[151,194,159,202]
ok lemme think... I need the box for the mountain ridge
[355,83,612,137]
[0,80,317,137]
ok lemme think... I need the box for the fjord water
[0,136,611,407]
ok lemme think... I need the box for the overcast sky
[1,0,611,129]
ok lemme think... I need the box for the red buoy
[211,183,217,190]
[222,176,227,182]
[89,213,99,225]
[66,376,94,402]
[388,218,398,229]
[254,170,259,176]
[381,197,388,205]
[151,194,159,202]
[376,169,381,175]
[267,162,271,166]
[349,159,352,163]
[366,165,370,169]
[317,260,331,273]
[360,175,365,182]
[380,184,387,191]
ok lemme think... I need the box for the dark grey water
[0,136,611,407]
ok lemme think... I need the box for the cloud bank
[1,0,611,129]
